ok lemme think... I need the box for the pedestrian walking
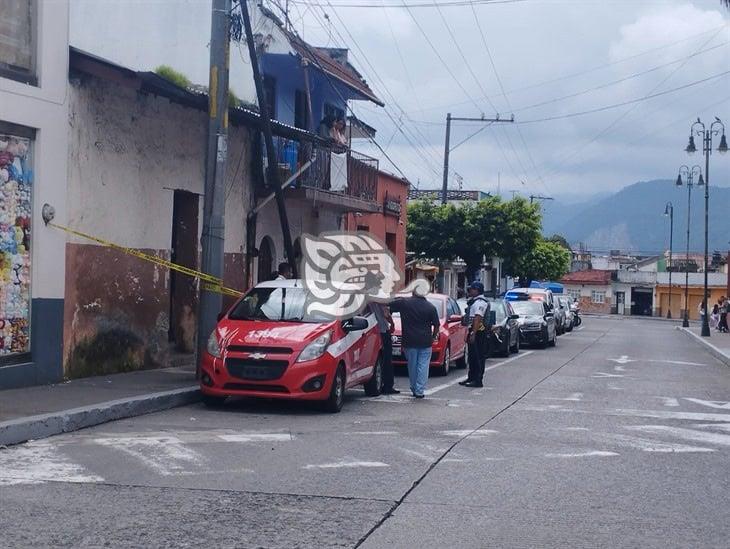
[711,303,720,330]
[717,296,730,333]
[388,283,440,399]
[371,302,399,394]
[459,281,490,388]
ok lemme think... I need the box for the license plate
[392,346,402,356]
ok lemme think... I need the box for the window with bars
[567,289,581,301]
[591,290,606,304]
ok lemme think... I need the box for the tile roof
[561,270,613,285]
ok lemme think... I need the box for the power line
[516,70,730,125]
[404,23,729,116]
[293,0,527,7]
[312,0,446,178]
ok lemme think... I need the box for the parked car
[488,298,520,357]
[558,296,575,332]
[511,298,557,348]
[553,296,567,335]
[199,279,383,413]
[506,287,558,311]
[391,293,468,375]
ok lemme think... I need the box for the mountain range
[541,179,730,254]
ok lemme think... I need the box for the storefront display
[0,132,32,358]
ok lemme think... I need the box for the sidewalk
[677,326,730,367]
[0,366,200,447]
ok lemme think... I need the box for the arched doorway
[257,236,275,283]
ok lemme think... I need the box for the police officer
[459,281,490,388]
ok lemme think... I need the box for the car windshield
[391,296,445,319]
[228,287,330,323]
[511,300,544,316]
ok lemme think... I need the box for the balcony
[259,135,379,212]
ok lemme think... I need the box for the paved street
[2,317,730,548]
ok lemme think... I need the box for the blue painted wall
[261,53,359,131]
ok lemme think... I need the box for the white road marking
[575,326,584,331]
[594,433,715,453]
[424,351,534,396]
[545,392,583,402]
[609,356,633,365]
[656,397,680,407]
[303,460,389,470]
[627,425,730,447]
[398,447,437,462]
[608,356,706,367]
[684,398,730,410]
[441,429,498,437]
[344,431,399,436]
[562,427,590,431]
[612,409,730,422]
[217,433,293,442]
[545,451,619,458]
[94,435,202,476]
[593,372,625,378]
[0,441,104,486]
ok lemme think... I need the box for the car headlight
[296,330,333,363]
[207,331,221,358]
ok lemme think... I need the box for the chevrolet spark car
[199,279,383,413]
[391,293,468,376]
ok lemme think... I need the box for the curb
[676,327,730,367]
[0,386,201,447]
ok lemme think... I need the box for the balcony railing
[268,135,378,202]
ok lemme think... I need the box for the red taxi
[200,279,383,413]
[391,293,468,375]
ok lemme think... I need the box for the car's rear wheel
[363,355,382,397]
[321,365,346,413]
[202,394,227,408]
[437,345,451,376]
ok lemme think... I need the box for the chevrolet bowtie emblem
[249,352,267,360]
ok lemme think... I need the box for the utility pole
[441,114,514,204]
[198,0,232,373]
[241,1,297,274]
[529,194,554,205]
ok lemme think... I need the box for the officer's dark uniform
[464,294,491,387]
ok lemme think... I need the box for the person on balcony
[318,115,335,139]
[331,117,348,148]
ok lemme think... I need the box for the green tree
[518,239,571,285]
[458,196,504,279]
[500,197,542,277]
[406,200,463,262]
[547,233,571,251]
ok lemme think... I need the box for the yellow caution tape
[49,222,244,298]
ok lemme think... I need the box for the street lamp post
[664,202,674,318]
[676,165,702,328]
[685,117,728,337]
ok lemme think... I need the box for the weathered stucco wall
[64,75,252,377]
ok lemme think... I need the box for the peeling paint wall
[64,75,252,377]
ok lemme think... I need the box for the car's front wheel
[363,355,382,397]
[322,365,346,413]
[510,332,520,354]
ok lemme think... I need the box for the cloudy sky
[72,0,730,200]
[291,0,730,200]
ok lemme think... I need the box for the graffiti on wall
[0,134,32,357]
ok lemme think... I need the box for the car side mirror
[544,311,554,318]
[343,316,368,332]
[509,314,519,320]
[448,314,462,323]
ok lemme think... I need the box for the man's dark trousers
[380,332,395,391]
[466,331,488,384]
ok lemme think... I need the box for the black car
[510,299,557,348]
[488,298,520,357]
